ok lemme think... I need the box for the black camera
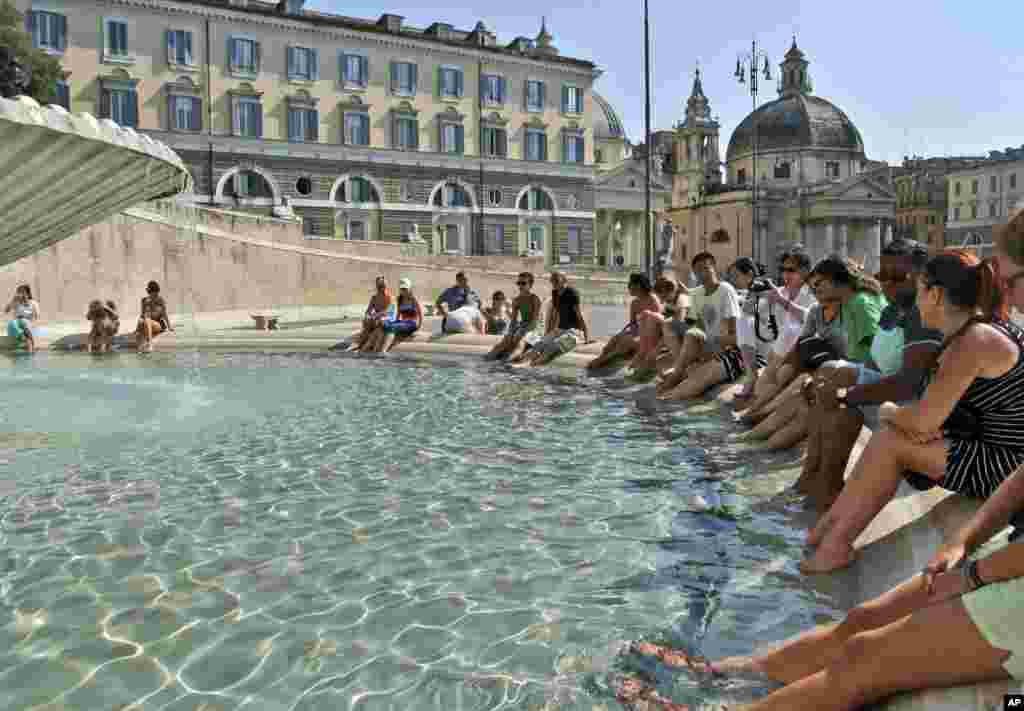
[748,277,776,294]
[745,278,779,343]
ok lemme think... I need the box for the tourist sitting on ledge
[740,257,883,451]
[485,272,544,361]
[350,276,392,352]
[617,447,1024,710]
[626,275,690,379]
[732,257,775,400]
[136,281,172,353]
[86,299,119,354]
[362,278,422,353]
[511,271,591,368]
[798,239,943,508]
[5,284,40,353]
[804,246,1024,574]
[436,271,481,334]
[482,290,512,336]
[657,252,744,401]
[585,273,661,372]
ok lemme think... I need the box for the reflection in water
[0,352,837,709]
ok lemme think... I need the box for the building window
[1011,173,1018,190]
[481,126,507,157]
[481,74,506,105]
[343,112,369,146]
[737,168,746,185]
[166,30,193,66]
[567,226,581,254]
[971,179,978,194]
[439,65,463,99]
[295,176,312,195]
[953,206,960,221]
[348,221,366,240]
[954,181,961,196]
[774,161,791,179]
[525,129,547,161]
[100,86,138,127]
[287,46,318,81]
[231,171,273,198]
[990,201,999,218]
[342,53,369,87]
[393,115,418,150]
[53,79,70,110]
[229,37,260,77]
[561,85,582,114]
[29,10,67,52]
[528,225,545,251]
[288,107,319,142]
[488,188,502,207]
[990,175,998,192]
[434,182,471,208]
[526,80,545,112]
[390,61,417,96]
[825,161,840,179]
[971,204,978,219]
[562,132,584,164]
[491,223,505,254]
[440,123,464,154]
[521,188,553,211]
[106,19,129,58]
[232,95,262,138]
[349,177,374,203]
[171,95,201,131]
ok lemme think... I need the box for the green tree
[0,0,65,104]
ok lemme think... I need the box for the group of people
[4,280,172,354]
[610,212,1024,709]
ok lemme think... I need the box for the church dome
[593,92,625,140]
[726,93,864,163]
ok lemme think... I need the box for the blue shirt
[437,286,481,311]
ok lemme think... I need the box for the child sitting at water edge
[585,273,661,372]
[136,280,172,353]
[362,277,422,353]
[86,299,119,353]
[486,273,544,361]
[482,291,512,335]
[5,284,40,353]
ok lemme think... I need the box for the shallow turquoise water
[0,352,845,710]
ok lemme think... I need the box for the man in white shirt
[657,251,743,400]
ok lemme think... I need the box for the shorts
[486,319,510,336]
[7,318,29,340]
[737,314,773,360]
[509,321,541,343]
[715,347,767,383]
[383,319,418,336]
[532,329,582,357]
[669,319,689,339]
[962,573,1024,679]
[138,318,165,337]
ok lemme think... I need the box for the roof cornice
[111,0,599,78]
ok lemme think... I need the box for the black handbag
[796,335,839,371]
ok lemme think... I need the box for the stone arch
[514,184,558,214]
[215,164,282,203]
[329,173,385,203]
[427,177,479,210]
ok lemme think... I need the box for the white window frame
[487,188,502,207]
[481,125,507,158]
[526,79,545,112]
[528,224,545,252]
[525,128,547,161]
[166,29,196,68]
[441,122,463,155]
[233,95,261,138]
[344,112,370,146]
[288,106,318,142]
[341,51,368,88]
[392,61,417,97]
[287,45,318,82]
[825,161,840,179]
[172,95,199,132]
[566,225,581,255]
[394,114,418,150]
[439,64,463,99]
[102,16,134,64]
[562,84,582,114]
[482,74,504,105]
[562,131,584,164]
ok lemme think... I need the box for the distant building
[893,156,988,251]
[22,0,603,263]
[945,148,1024,255]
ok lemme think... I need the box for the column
[825,221,836,257]
[867,219,882,274]
[838,220,849,258]
[883,220,893,245]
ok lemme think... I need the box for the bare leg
[660,360,727,401]
[656,332,704,392]
[628,316,664,372]
[379,332,398,352]
[744,397,802,440]
[803,428,947,572]
[810,408,865,509]
[586,334,627,370]
[764,407,808,450]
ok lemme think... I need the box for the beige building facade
[945,151,1024,255]
[20,0,602,263]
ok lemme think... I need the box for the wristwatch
[962,559,987,591]
[836,387,849,409]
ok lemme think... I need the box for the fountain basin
[0,95,190,266]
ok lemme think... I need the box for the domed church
[665,39,897,277]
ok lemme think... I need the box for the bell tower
[778,36,812,97]
[674,66,721,208]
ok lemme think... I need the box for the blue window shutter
[539,82,546,109]
[497,129,507,157]
[287,109,297,140]
[411,63,418,93]
[389,61,397,93]
[561,85,569,113]
[310,110,319,142]
[479,74,486,101]
[255,104,263,137]
[311,49,319,80]
[184,31,192,64]
[455,69,463,97]
[456,125,464,154]
[254,41,261,73]
[498,77,506,103]
[411,120,419,150]
[576,136,584,164]
[100,88,111,118]
[541,134,548,161]
[191,97,202,131]
[228,36,236,71]
[126,89,138,127]
[26,10,35,35]
[359,56,369,85]
[166,29,176,64]
[57,14,67,50]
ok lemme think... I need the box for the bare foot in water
[799,539,857,574]
[631,642,719,675]
[611,673,692,710]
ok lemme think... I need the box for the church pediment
[595,161,670,191]
[809,173,895,201]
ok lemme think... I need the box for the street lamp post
[642,0,653,278]
[733,40,772,265]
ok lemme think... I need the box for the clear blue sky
[310,0,1024,165]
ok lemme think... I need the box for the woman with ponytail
[803,248,1024,573]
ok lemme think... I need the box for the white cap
[398,277,412,289]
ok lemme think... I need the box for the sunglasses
[516,281,529,286]
[875,272,909,284]
[781,266,798,273]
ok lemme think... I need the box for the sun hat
[398,277,412,289]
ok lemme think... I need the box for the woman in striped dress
[803,248,1024,573]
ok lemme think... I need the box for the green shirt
[841,291,887,363]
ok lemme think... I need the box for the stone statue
[272,194,297,220]
[0,47,32,99]
[403,223,424,243]
[526,239,543,257]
